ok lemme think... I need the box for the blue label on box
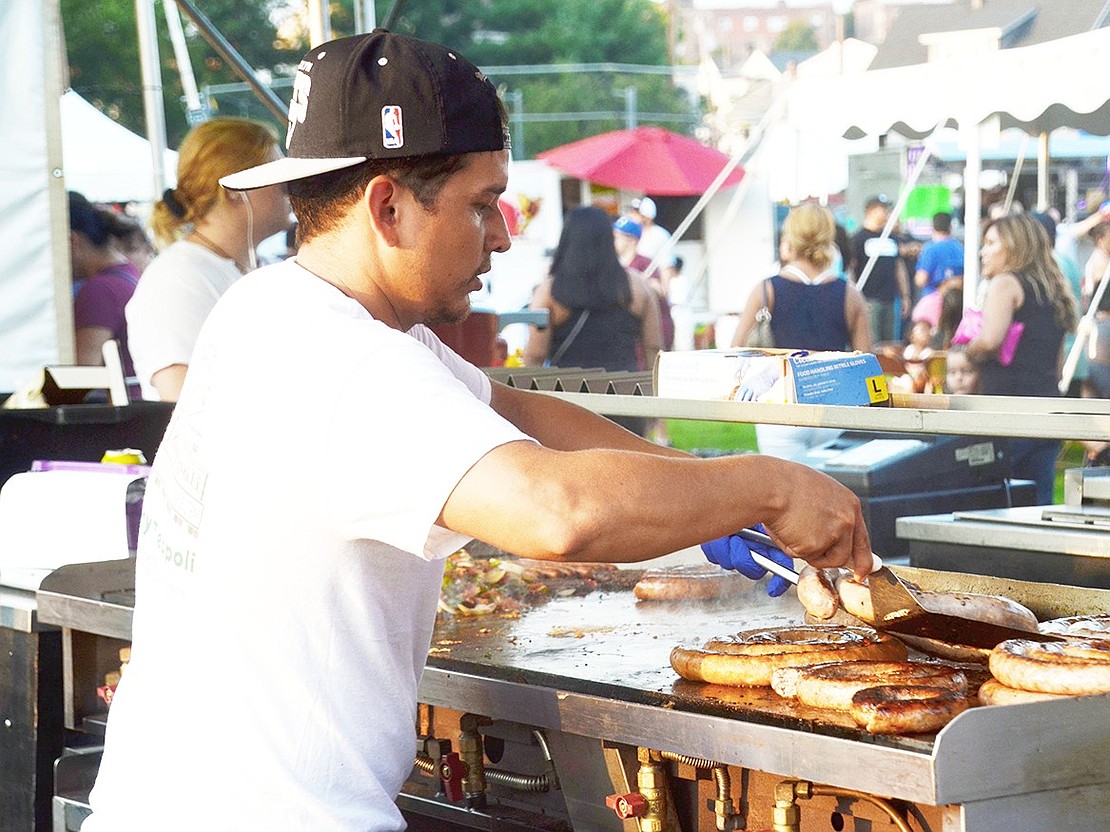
[787,353,889,406]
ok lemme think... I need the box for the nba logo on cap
[382,106,403,149]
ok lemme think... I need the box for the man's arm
[463,383,873,576]
[440,430,872,576]
[490,382,684,456]
[896,258,912,310]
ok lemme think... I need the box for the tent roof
[61,90,177,203]
[871,0,1110,70]
[786,27,1110,139]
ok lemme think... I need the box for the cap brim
[220,155,368,191]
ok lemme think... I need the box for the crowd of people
[707,192,1106,502]
[64,99,1106,493]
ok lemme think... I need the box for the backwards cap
[631,196,657,220]
[221,29,510,191]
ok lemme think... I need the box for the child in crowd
[944,344,981,395]
[903,319,935,363]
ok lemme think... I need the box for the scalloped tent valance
[787,27,1110,139]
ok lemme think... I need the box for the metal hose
[657,751,731,800]
[779,780,913,832]
[413,753,553,793]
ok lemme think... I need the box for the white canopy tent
[0,0,70,390]
[786,25,1110,299]
[61,89,179,203]
[0,0,337,392]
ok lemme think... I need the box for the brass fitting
[772,779,913,832]
[458,714,491,810]
[657,751,743,831]
[635,748,669,832]
[771,781,806,832]
[711,796,743,831]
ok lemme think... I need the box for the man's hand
[701,525,794,597]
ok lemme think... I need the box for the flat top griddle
[428,579,939,751]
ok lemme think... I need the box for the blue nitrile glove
[701,524,794,597]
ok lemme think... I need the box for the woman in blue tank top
[731,203,872,353]
[729,203,873,459]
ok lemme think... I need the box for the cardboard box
[654,349,889,406]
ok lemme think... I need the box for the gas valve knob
[438,751,467,802]
[606,791,648,819]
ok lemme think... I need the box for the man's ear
[364,175,403,247]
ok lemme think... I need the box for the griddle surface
[428,580,940,751]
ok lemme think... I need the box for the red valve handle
[606,792,648,819]
[439,751,466,802]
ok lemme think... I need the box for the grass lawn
[1055,441,1086,504]
[663,419,758,454]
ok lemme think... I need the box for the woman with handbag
[524,205,661,372]
[523,206,662,434]
[729,203,872,459]
[730,203,872,353]
[966,212,1078,503]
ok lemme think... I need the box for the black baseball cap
[220,29,510,191]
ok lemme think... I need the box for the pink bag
[911,291,944,327]
[950,308,1024,366]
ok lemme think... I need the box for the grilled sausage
[989,638,1110,696]
[796,566,839,620]
[633,564,747,601]
[1039,614,1110,640]
[670,625,906,687]
[849,685,968,734]
[771,660,967,711]
[978,677,1074,706]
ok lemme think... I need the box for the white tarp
[0,0,70,391]
[61,89,178,203]
[786,27,1110,139]
[785,26,1110,297]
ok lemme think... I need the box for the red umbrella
[536,126,743,197]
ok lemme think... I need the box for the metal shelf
[542,391,1110,441]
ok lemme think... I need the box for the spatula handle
[748,550,800,585]
[737,528,799,585]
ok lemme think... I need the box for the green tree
[61,0,302,147]
[362,0,698,156]
[61,0,697,158]
[773,20,819,53]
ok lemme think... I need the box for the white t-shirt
[85,260,532,832]
[636,223,676,268]
[125,240,242,400]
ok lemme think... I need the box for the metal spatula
[739,528,1063,650]
[866,566,1063,648]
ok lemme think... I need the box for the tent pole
[962,125,982,311]
[1002,134,1028,215]
[134,0,170,197]
[306,0,332,47]
[162,0,202,116]
[1037,132,1050,212]
[173,0,287,122]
